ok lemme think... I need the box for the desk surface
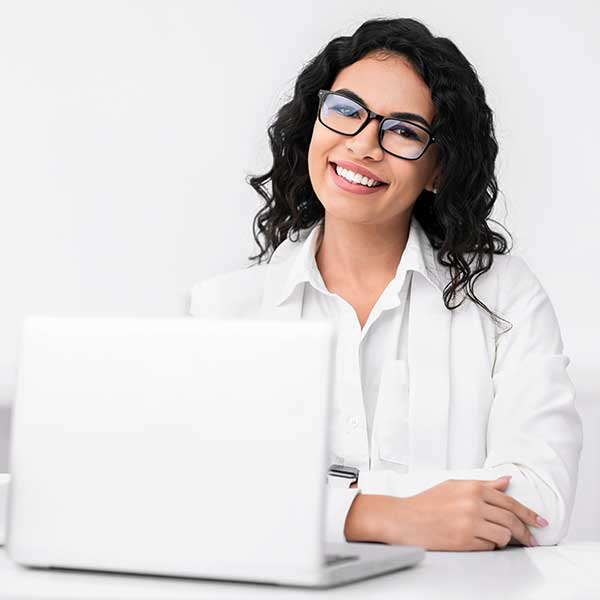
[1,544,600,600]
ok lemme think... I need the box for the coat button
[348,416,359,428]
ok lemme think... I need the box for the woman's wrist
[344,493,373,541]
[344,493,406,543]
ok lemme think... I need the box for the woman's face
[307,52,439,226]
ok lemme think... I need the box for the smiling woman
[190,16,582,552]
[247,17,510,329]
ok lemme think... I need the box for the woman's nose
[345,119,383,158]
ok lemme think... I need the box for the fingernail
[529,536,538,547]
[536,516,549,527]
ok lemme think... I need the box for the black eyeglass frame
[317,89,437,161]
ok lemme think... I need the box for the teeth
[335,164,383,187]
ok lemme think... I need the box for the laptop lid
[7,316,337,582]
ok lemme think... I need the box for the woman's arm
[344,477,546,550]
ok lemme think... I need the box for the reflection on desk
[0,544,599,599]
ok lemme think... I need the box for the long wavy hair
[246,16,513,332]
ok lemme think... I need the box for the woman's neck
[314,213,411,292]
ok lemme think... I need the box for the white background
[0,0,598,541]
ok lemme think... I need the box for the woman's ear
[425,167,441,194]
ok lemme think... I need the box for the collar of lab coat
[272,214,441,307]
[259,214,453,471]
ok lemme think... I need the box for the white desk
[1,544,599,599]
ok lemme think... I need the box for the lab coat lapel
[407,270,452,471]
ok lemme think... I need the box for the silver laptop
[6,316,424,588]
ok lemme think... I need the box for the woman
[189,17,582,551]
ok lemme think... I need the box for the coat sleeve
[325,487,362,543]
[357,254,583,546]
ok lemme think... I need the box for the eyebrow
[333,88,432,129]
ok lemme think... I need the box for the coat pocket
[375,358,410,468]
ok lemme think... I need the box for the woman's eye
[393,125,419,139]
[332,104,361,118]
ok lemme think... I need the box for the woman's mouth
[328,162,389,196]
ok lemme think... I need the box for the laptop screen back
[7,316,337,581]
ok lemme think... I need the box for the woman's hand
[345,476,549,551]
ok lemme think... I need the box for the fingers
[475,520,513,549]
[482,503,536,547]
[470,537,496,551]
[483,475,511,490]
[482,485,548,530]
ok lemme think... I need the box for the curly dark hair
[246,16,513,332]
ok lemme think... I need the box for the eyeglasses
[317,89,436,161]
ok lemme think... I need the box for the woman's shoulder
[449,251,543,320]
[485,252,545,300]
[466,251,555,330]
[459,250,532,283]
[494,252,553,316]
[189,263,268,319]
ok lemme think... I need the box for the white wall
[1,0,598,540]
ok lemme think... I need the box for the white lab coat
[189,217,583,547]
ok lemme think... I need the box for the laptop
[6,316,424,588]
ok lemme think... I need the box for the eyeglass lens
[320,92,430,159]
